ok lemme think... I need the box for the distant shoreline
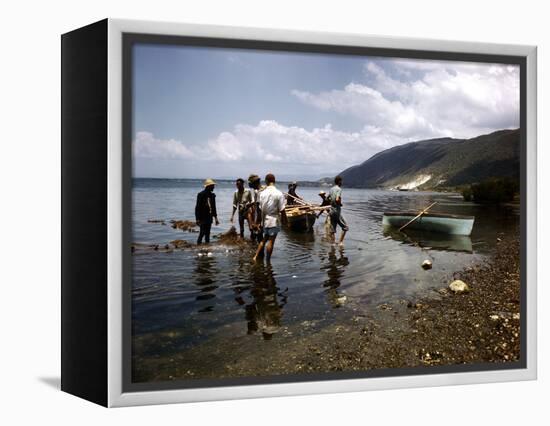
[132,177,464,192]
[133,177,331,188]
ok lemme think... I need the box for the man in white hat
[195,178,219,244]
[318,190,330,207]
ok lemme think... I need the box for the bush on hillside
[462,178,519,204]
[461,186,473,201]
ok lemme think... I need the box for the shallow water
[132,178,519,367]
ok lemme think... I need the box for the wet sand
[132,227,521,382]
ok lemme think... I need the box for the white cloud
[293,58,520,140]
[292,83,445,140]
[134,131,195,159]
[134,121,404,173]
[135,58,520,176]
[206,120,415,169]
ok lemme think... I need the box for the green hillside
[337,129,520,189]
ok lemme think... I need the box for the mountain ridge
[334,129,520,189]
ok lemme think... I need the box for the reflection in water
[132,180,519,353]
[281,228,317,264]
[321,246,350,308]
[232,256,252,307]
[383,227,473,253]
[245,264,286,340]
[194,254,219,313]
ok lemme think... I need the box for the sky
[132,43,520,180]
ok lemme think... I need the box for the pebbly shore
[132,228,521,383]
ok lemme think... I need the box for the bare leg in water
[253,239,265,262]
[338,230,347,246]
[253,236,276,262]
[265,236,276,262]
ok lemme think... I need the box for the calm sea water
[132,178,519,358]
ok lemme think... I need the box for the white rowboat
[382,211,475,236]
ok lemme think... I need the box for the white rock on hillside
[395,174,432,190]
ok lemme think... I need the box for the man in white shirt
[253,173,287,262]
[328,175,349,246]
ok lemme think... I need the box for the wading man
[286,181,302,206]
[328,175,349,246]
[195,178,219,245]
[253,173,287,262]
[248,174,264,243]
[230,178,253,238]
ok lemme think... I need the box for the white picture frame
[61,18,537,407]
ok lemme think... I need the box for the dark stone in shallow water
[214,227,248,246]
[147,219,166,225]
[169,239,190,249]
[170,220,197,232]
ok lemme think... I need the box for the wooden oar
[287,206,329,212]
[398,202,437,232]
[284,192,311,206]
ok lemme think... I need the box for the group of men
[194,173,348,262]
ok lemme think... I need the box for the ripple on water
[131,182,518,347]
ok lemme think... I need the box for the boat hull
[382,211,474,236]
[285,210,317,232]
[383,228,473,252]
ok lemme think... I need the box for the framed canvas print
[61,18,537,407]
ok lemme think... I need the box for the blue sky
[132,43,520,179]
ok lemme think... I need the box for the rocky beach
[132,224,521,383]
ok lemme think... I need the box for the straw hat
[203,178,216,187]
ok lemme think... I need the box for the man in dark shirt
[286,181,302,206]
[195,178,220,244]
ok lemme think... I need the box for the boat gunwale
[286,212,318,221]
[383,211,475,220]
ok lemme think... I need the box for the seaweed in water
[170,220,197,232]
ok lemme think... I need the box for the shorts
[264,226,280,238]
[330,210,349,233]
[251,228,264,242]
